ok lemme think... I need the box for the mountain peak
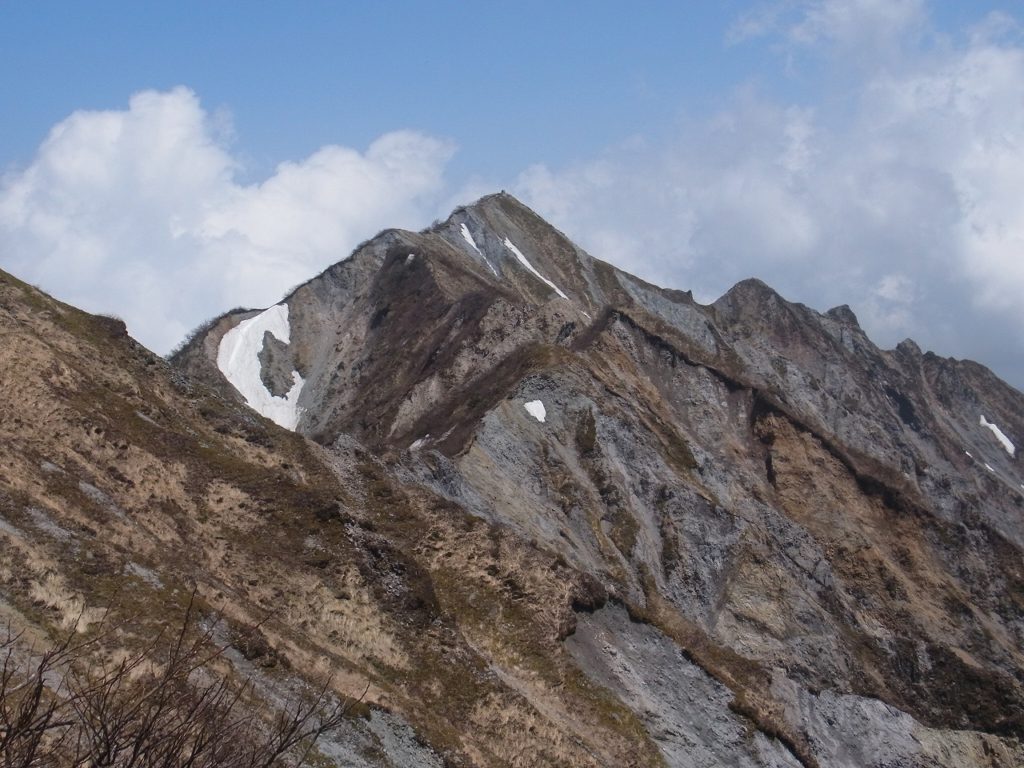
[4,191,1024,766]
[825,303,861,327]
[169,188,1024,761]
[460,188,523,210]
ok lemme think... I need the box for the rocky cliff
[1,192,1021,766]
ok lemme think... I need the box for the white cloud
[2,6,1022,391]
[730,0,928,50]
[514,11,1024,388]
[861,273,917,336]
[0,87,454,353]
[727,3,791,46]
[788,0,927,49]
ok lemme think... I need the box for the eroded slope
[179,192,1024,767]
[1,268,712,767]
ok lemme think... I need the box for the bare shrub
[0,595,360,767]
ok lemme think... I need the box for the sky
[2,1,1024,390]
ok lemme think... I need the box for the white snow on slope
[460,223,499,276]
[503,238,569,300]
[216,304,305,430]
[524,400,547,423]
[980,414,1015,457]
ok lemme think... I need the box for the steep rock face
[176,192,1024,767]
[176,194,602,448]
[28,189,1011,765]
[0,270,674,767]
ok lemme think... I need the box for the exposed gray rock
[179,192,1024,766]
[567,605,802,768]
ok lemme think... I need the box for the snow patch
[965,450,973,458]
[524,400,547,423]
[984,463,995,473]
[503,238,569,300]
[460,223,499,276]
[216,304,305,430]
[460,223,480,252]
[980,414,1015,456]
[406,253,415,263]
[409,436,429,451]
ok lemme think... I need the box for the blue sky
[2,1,1024,389]
[1,2,761,180]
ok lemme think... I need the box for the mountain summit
[2,194,1022,766]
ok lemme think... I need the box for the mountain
[2,193,1023,766]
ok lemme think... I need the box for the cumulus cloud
[2,5,1023,391]
[515,5,1024,388]
[0,87,454,353]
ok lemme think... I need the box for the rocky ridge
[0,192,1021,766]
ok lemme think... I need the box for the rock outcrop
[2,192,1022,766]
